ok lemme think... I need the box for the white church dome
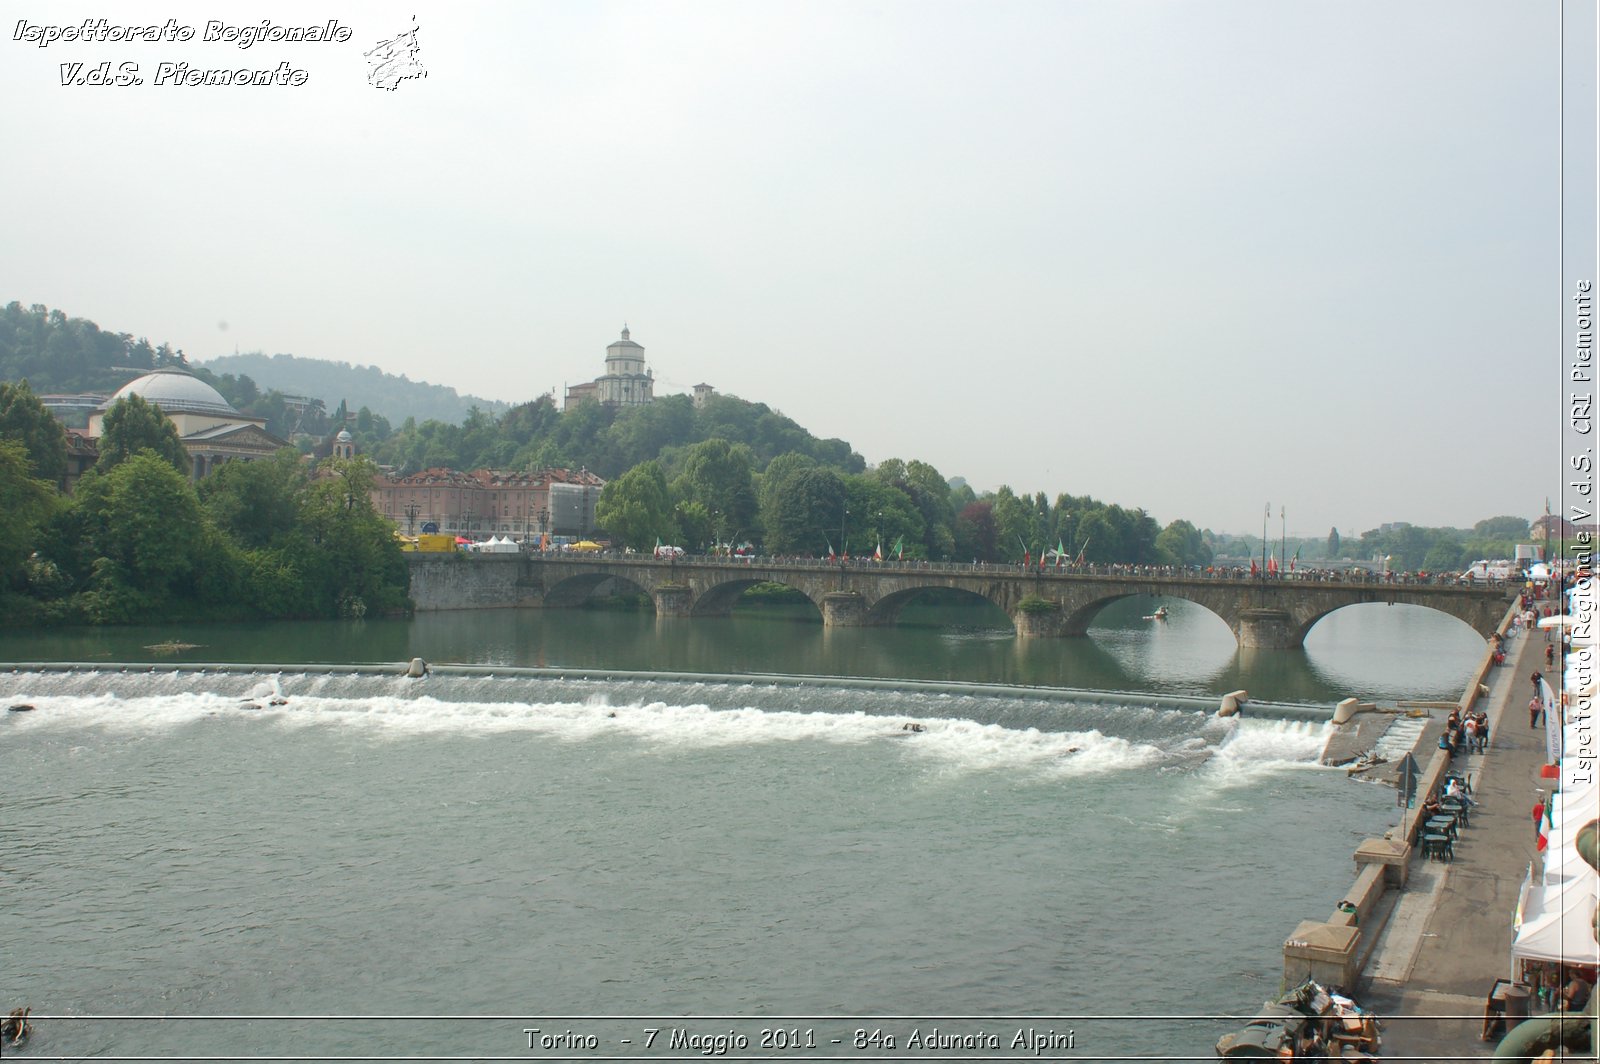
[101,370,239,417]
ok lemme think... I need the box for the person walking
[1530,695,1544,728]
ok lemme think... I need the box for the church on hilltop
[563,326,655,411]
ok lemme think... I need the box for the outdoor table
[1441,798,1471,827]
[1426,815,1458,841]
[1422,833,1454,861]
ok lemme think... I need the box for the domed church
[87,369,289,478]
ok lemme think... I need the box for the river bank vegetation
[0,378,406,627]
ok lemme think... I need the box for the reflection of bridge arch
[404,554,1515,649]
[863,586,1012,628]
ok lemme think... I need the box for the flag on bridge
[1250,558,1259,577]
[1267,554,1279,575]
[825,537,836,560]
[893,535,905,561]
[1290,547,1300,571]
[874,539,883,562]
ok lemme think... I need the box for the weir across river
[405,553,1517,649]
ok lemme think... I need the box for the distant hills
[0,302,511,428]
[199,351,511,426]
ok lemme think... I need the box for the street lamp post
[1261,503,1269,579]
[838,505,849,588]
[1280,505,1287,576]
[404,502,420,536]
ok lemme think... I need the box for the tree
[756,453,818,547]
[0,379,68,483]
[0,439,59,594]
[989,486,1035,561]
[761,466,845,555]
[1155,519,1212,567]
[199,449,306,549]
[873,458,955,559]
[595,460,674,550]
[1327,527,1341,558]
[71,452,230,620]
[672,438,758,538]
[293,456,409,617]
[844,474,924,558]
[96,394,189,474]
[1423,541,1466,573]
[606,395,697,472]
[953,501,998,562]
[1474,515,1531,540]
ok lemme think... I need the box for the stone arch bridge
[405,554,1516,649]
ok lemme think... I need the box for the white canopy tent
[1513,876,1600,965]
[1542,816,1600,885]
[1551,779,1600,830]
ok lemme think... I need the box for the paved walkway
[1362,617,1554,1058]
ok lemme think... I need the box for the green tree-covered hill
[198,351,510,427]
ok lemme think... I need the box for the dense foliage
[0,379,67,482]
[96,394,190,474]
[0,301,189,394]
[0,395,409,626]
[364,392,863,483]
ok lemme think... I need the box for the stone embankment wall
[407,554,542,611]
[1277,602,1520,992]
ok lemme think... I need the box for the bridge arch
[691,577,824,619]
[542,572,656,610]
[863,586,1013,628]
[1294,600,1494,647]
[1060,591,1233,636]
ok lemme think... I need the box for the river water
[0,598,1488,1060]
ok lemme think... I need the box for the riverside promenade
[1361,616,1551,1057]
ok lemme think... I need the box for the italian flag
[1056,539,1066,570]
[893,535,905,560]
[874,540,883,561]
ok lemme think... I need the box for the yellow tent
[569,541,605,552]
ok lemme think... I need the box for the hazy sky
[0,1,1571,536]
